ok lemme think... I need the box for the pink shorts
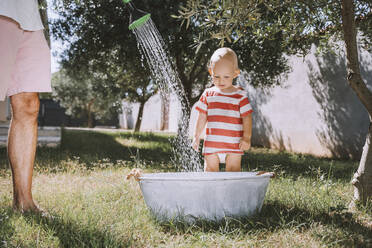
[0,15,51,101]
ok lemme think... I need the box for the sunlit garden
[0,0,372,247]
[0,129,371,247]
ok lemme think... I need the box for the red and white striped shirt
[195,86,253,155]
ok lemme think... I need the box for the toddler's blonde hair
[208,47,239,70]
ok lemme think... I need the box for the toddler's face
[209,59,240,92]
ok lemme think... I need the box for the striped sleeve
[239,96,253,117]
[195,90,208,114]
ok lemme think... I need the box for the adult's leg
[8,92,40,212]
[225,154,242,172]
[204,154,220,172]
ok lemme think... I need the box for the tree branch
[341,0,372,114]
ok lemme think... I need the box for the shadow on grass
[21,211,133,248]
[0,148,7,171]
[0,207,15,245]
[158,200,372,247]
[59,130,173,163]
[0,129,176,172]
[242,149,358,182]
[258,201,372,247]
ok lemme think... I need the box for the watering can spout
[122,0,151,30]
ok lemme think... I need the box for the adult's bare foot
[13,201,37,213]
[13,201,50,218]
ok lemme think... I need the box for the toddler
[192,47,253,172]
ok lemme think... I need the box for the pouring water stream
[125,1,202,171]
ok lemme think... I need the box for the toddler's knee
[226,165,241,172]
[204,162,219,172]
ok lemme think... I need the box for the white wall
[243,53,332,156]
[119,94,182,132]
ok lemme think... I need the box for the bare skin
[240,114,252,151]
[204,154,219,171]
[225,154,242,171]
[8,92,41,213]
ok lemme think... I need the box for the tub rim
[138,172,274,181]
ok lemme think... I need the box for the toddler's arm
[192,112,207,151]
[239,114,252,151]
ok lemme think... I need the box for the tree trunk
[341,0,372,206]
[352,124,372,206]
[87,110,94,128]
[160,92,169,131]
[86,100,95,128]
[184,83,192,110]
[135,101,145,132]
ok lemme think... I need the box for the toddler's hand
[239,139,251,151]
[192,137,200,151]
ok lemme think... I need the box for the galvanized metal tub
[138,172,273,222]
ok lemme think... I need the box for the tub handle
[256,171,276,178]
[126,168,143,181]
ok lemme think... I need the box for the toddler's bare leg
[225,154,242,172]
[204,154,219,172]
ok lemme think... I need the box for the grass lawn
[0,129,371,247]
